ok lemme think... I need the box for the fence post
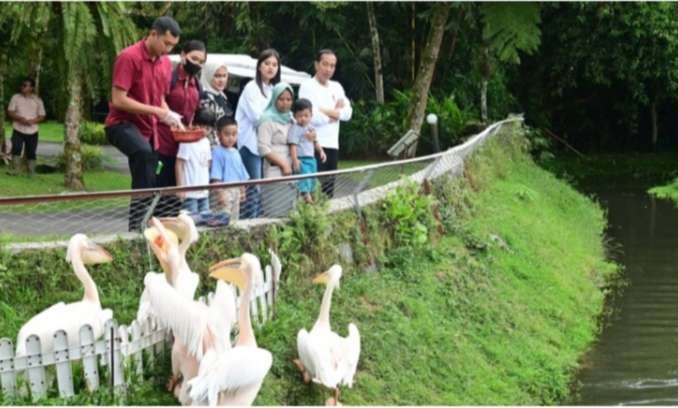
[25,335,46,401]
[129,322,143,378]
[80,324,99,392]
[141,319,154,367]
[264,265,273,321]
[0,338,16,398]
[104,320,124,390]
[53,330,74,398]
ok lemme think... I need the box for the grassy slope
[1,170,130,197]
[0,132,616,405]
[648,178,678,205]
[254,137,616,405]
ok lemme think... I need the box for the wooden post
[0,338,17,398]
[25,335,46,401]
[53,330,74,398]
[80,324,99,392]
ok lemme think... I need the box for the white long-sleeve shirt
[298,77,352,150]
[235,80,272,155]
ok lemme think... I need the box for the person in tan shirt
[6,78,46,176]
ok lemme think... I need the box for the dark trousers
[155,153,181,217]
[239,146,263,218]
[10,130,39,160]
[105,122,158,232]
[316,147,338,198]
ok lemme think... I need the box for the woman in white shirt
[235,48,281,218]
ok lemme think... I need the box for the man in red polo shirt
[105,16,184,231]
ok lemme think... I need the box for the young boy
[175,128,211,215]
[288,98,326,203]
[210,116,249,221]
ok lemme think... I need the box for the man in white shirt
[298,49,352,198]
[6,78,46,176]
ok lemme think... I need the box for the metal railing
[0,116,523,247]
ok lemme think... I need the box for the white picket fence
[0,258,281,402]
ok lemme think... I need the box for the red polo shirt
[156,64,201,157]
[105,40,172,151]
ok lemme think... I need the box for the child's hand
[240,187,247,202]
[304,129,317,142]
[319,149,327,163]
[177,191,186,200]
[281,162,293,176]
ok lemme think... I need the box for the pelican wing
[144,272,210,359]
[188,347,272,406]
[339,323,361,387]
[175,270,200,300]
[208,280,237,341]
[297,328,342,388]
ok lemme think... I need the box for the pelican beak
[82,240,113,264]
[144,218,179,255]
[312,271,330,285]
[209,258,246,290]
[157,217,185,240]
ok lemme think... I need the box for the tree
[9,2,137,189]
[405,3,451,156]
[367,2,384,104]
[478,3,541,123]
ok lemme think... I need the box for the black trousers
[316,147,338,198]
[105,122,158,232]
[10,130,39,160]
[155,153,181,217]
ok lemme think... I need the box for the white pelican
[15,234,113,356]
[136,212,200,322]
[187,253,273,406]
[143,218,237,405]
[295,265,361,405]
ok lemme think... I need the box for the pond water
[575,180,678,405]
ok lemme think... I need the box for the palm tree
[6,2,137,189]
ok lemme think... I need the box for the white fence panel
[0,338,16,398]
[25,335,47,400]
[79,324,99,392]
[53,330,74,398]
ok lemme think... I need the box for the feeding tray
[171,127,205,143]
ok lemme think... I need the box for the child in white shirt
[176,131,212,215]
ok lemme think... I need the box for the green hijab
[257,82,294,127]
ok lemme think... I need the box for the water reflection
[575,181,678,405]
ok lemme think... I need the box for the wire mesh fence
[0,116,523,245]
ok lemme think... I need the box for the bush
[56,145,104,171]
[341,90,472,158]
[78,121,107,145]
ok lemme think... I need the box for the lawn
[1,170,130,197]
[3,120,64,143]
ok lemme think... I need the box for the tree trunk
[405,3,451,156]
[480,46,491,123]
[410,3,416,83]
[366,2,384,104]
[64,74,85,190]
[650,100,658,150]
[0,52,6,158]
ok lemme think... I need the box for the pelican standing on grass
[143,217,237,405]
[294,264,361,406]
[187,253,273,406]
[15,234,113,356]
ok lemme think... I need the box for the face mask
[184,59,202,76]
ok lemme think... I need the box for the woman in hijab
[257,82,296,217]
[198,60,234,146]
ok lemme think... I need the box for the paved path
[37,141,129,173]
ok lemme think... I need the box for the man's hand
[319,148,327,163]
[281,162,293,176]
[335,99,345,109]
[292,157,300,173]
[161,110,185,130]
[320,107,340,122]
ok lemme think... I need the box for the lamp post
[426,113,440,153]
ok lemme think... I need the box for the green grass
[1,169,130,197]
[648,177,678,205]
[4,120,65,143]
[0,131,617,405]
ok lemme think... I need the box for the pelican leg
[167,374,180,393]
[293,358,311,383]
[325,388,341,406]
